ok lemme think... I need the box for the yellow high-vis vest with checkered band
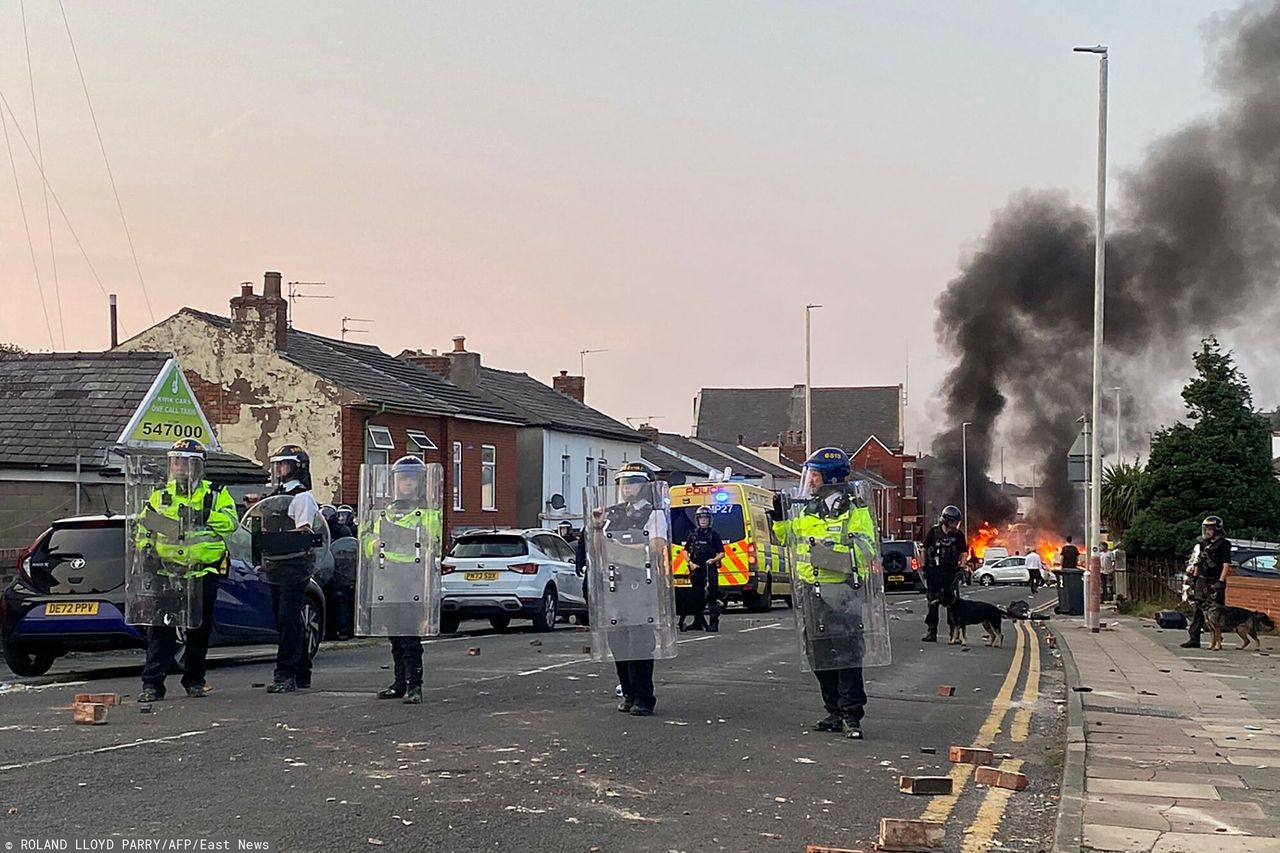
[772,499,875,585]
[362,505,444,563]
[136,480,238,577]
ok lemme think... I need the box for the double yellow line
[917,619,1043,852]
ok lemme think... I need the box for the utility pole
[962,421,972,541]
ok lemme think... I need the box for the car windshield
[671,505,746,545]
[449,535,528,558]
[1241,554,1279,575]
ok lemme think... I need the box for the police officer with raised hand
[1182,515,1233,649]
[771,448,889,740]
[133,439,238,702]
[922,505,967,643]
[264,444,322,693]
[587,463,675,717]
[680,506,724,632]
[360,456,443,705]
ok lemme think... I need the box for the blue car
[1,514,325,677]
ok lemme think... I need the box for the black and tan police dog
[1205,602,1275,651]
[940,587,1006,647]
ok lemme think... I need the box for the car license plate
[45,601,99,616]
[674,578,691,587]
[887,575,905,583]
[464,572,500,581]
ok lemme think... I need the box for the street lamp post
[805,304,823,457]
[1075,43,1108,635]
[1111,386,1122,464]
[962,421,972,541]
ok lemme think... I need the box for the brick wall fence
[1227,576,1280,624]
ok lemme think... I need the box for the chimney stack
[229,272,289,352]
[553,370,585,403]
[637,423,660,442]
[447,337,481,389]
[398,348,451,378]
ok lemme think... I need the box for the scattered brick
[919,746,937,755]
[466,647,481,656]
[948,746,994,766]
[73,702,108,725]
[581,644,592,654]
[878,817,945,851]
[806,846,868,853]
[899,776,954,796]
[936,685,956,697]
[73,692,118,706]
[975,766,1029,791]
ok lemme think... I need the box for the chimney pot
[240,282,253,297]
[263,271,283,300]
[430,348,438,356]
[452,336,466,353]
[560,370,568,376]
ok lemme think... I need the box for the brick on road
[878,818,945,851]
[948,745,994,765]
[899,775,954,795]
[72,702,108,725]
[974,766,1029,791]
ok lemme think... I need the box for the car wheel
[489,616,512,631]
[3,644,57,677]
[980,574,995,587]
[303,595,324,661]
[440,613,462,634]
[531,588,557,632]
[744,578,773,613]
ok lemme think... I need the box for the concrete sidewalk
[1052,612,1280,852]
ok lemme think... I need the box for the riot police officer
[266,443,321,693]
[771,448,879,739]
[135,439,238,702]
[922,505,966,643]
[1182,515,1233,649]
[590,463,670,717]
[680,506,724,632]
[366,456,442,704]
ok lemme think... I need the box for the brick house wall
[852,437,924,541]
[1227,576,1280,624]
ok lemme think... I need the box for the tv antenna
[579,348,608,375]
[625,416,664,428]
[286,281,331,327]
[341,317,374,341]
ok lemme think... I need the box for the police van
[668,482,792,612]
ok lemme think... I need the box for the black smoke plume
[932,1,1280,535]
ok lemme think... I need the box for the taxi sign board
[117,358,219,450]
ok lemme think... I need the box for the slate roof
[467,366,640,443]
[639,443,705,477]
[692,437,801,480]
[695,385,902,454]
[182,309,520,422]
[653,432,777,480]
[0,351,266,484]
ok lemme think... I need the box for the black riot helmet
[390,455,428,503]
[940,505,963,528]
[695,506,714,528]
[269,443,312,490]
[1202,515,1224,537]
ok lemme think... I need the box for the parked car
[973,555,1032,587]
[881,540,925,592]
[981,547,1010,566]
[1,514,326,678]
[440,529,586,633]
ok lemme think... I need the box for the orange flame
[1036,538,1061,566]
[969,522,1000,559]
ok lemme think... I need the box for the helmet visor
[167,452,204,489]
[392,468,426,503]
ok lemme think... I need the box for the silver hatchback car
[440,529,587,633]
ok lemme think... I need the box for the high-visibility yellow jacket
[773,498,876,585]
[136,480,238,577]
[362,505,443,564]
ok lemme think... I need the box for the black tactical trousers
[271,580,312,683]
[388,637,424,690]
[815,666,866,723]
[142,573,220,695]
[924,569,961,630]
[615,659,656,711]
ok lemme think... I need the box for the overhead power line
[20,0,63,347]
[58,0,154,323]
[0,107,54,348]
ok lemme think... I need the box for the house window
[367,425,394,452]
[905,466,915,499]
[561,454,571,508]
[597,459,608,488]
[482,445,496,511]
[452,442,463,510]
[406,430,436,460]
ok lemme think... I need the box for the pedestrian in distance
[1098,542,1115,601]
[921,506,967,643]
[1182,516,1233,649]
[679,506,724,632]
[1059,536,1080,571]
[135,439,238,703]
[264,444,322,694]
[1025,548,1045,594]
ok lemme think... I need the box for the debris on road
[467,647,481,656]
[879,817,944,851]
[920,747,937,755]
[581,645,592,654]
[974,766,1029,791]
[73,692,119,706]
[899,776,954,796]
[73,702,108,725]
[948,746,994,766]
[936,685,955,697]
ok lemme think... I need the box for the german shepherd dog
[1205,602,1275,651]
[941,587,1005,647]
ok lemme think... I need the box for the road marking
[1011,620,1041,743]
[960,757,1026,853]
[737,623,786,633]
[676,634,718,644]
[0,730,208,772]
[516,658,593,677]
[919,620,1026,825]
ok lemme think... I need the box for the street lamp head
[806,303,823,310]
[1073,44,1108,55]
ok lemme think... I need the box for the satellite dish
[550,493,566,510]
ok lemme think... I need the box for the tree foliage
[1124,337,1280,557]
[1101,462,1144,536]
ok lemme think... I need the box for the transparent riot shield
[782,479,891,670]
[355,463,443,638]
[123,453,203,628]
[331,537,358,589]
[228,494,329,585]
[583,482,677,663]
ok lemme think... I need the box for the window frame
[367,425,395,451]
[452,441,463,511]
[407,430,437,453]
[481,444,497,511]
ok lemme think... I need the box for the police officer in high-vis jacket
[770,448,876,739]
[137,439,238,702]
[367,456,443,704]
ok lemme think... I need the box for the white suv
[440,529,586,633]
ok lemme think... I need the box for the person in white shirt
[265,444,321,694]
[1025,549,1045,593]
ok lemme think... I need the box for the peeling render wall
[118,312,355,499]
